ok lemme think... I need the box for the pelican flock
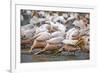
[21,10,90,56]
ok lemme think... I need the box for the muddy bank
[21,49,89,63]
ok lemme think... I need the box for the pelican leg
[29,40,37,53]
[28,45,34,53]
[34,49,45,55]
[54,47,63,55]
[73,51,75,55]
[67,51,70,55]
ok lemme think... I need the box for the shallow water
[21,49,89,63]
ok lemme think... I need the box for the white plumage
[56,22,66,33]
[62,13,68,19]
[62,39,78,45]
[30,16,39,24]
[21,24,34,30]
[66,27,79,40]
[50,22,66,33]
[26,10,32,15]
[46,37,64,44]
[35,24,50,34]
[53,16,66,24]
[51,31,65,38]
[35,31,51,41]
[22,28,35,39]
